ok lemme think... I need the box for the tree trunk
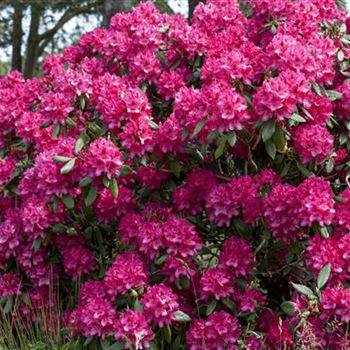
[11,3,23,72]
[188,0,204,20]
[24,4,41,78]
[102,0,133,27]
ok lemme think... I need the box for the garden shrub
[1,0,350,349]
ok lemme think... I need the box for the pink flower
[206,176,259,227]
[115,310,154,350]
[141,284,179,327]
[257,310,293,349]
[0,157,16,185]
[20,195,53,240]
[292,124,334,164]
[306,233,350,285]
[200,267,233,300]
[63,246,96,279]
[205,84,251,132]
[84,138,123,177]
[254,70,309,121]
[79,280,110,305]
[322,286,350,323]
[162,216,202,258]
[39,91,73,124]
[174,169,217,216]
[104,252,148,297]
[94,186,136,223]
[219,236,254,278]
[237,288,266,313]
[205,183,240,227]
[296,176,335,227]
[335,189,350,229]
[254,169,282,191]
[263,184,302,242]
[0,273,21,297]
[68,297,117,338]
[162,256,197,282]
[187,312,240,350]
[157,71,186,100]
[137,166,168,190]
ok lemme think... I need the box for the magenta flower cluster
[1,0,350,349]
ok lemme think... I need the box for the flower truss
[1,0,350,349]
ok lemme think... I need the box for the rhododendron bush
[2,0,350,348]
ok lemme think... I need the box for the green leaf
[326,90,343,101]
[207,129,219,141]
[326,159,334,174]
[222,298,236,312]
[52,223,68,233]
[170,55,182,70]
[83,337,93,347]
[65,117,76,128]
[193,118,207,135]
[85,186,98,206]
[79,95,86,110]
[22,293,31,306]
[162,325,172,344]
[155,254,168,265]
[160,26,169,33]
[296,162,313,177]
[173,310,191,322]
[338,50,345,61]
[102,174,110,188]
[206,300,217,316]
[340,133,348,145]
[79,176,92,187]
[291,283,316,299]
[147,119,159,130]
[261,120,276,142]
[62,195,75,210]
[74,138,84,154]
[31,237,42,251]
[181,128,189,141]
[170,161,181,178]
[3,297,13,314]
[60,158,76,175]
[227,131,237,147]
[134,298,143,311]
[311,82,322,96]
[52,124,61,138]
[120,165,132,176]
[179,276,190,289]
[320,226,330,238]
[265,140,276,159]
[290,113,306,123]
[214,136,227,159]
[109,177,119,199]
[108,343,124,350]
[281,301,297,316]
[52,156,72,163]
[157,50,166,65]
[272,126,286,152]
[317,263,331,290]
[40,120,52,129]
[66,227,77,236]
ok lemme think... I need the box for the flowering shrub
[2,0,350,349]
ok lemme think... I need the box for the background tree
[1,0,103,77]
[0,0,205,77]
